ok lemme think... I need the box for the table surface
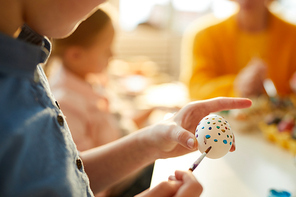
[150,130,296,197]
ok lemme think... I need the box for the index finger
[177,97,252,132]
[192,97,252,115]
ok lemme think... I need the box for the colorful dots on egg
[195,114,234,159]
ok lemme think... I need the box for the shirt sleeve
[187,27,237,100]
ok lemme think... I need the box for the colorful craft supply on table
[268,189,291,197]
[195,114,233,159]
[259,113,296,155]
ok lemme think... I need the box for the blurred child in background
[47,9,153,197]
[48,9,119,151]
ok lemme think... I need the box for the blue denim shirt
[0,26,94,197]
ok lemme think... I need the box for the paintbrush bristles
[205,146,212,154]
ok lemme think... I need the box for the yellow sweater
[181,12,296,100]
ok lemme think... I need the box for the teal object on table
[268,189,291,197]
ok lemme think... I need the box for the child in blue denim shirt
[0,0,252,196]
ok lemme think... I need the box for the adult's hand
[234,58,267,97]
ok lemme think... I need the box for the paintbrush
[189,146,212,172]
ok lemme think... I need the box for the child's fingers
[167,126,198,150]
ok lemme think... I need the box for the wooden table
[150,131,296,197]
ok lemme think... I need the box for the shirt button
[57,115,64,126]
[76,158,83,170]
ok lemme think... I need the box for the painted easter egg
[195,114,233,159]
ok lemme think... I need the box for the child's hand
[135,170,203,197]
[142,97,252,159]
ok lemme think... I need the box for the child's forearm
[80,127,157,194]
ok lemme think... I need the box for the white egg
[195,114,233,159]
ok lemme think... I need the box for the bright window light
[212,0,238,18]
[172,0,211,12]
[119,0,296,31]
[119,0,169,31]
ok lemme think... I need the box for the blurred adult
[180,0,296,100]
